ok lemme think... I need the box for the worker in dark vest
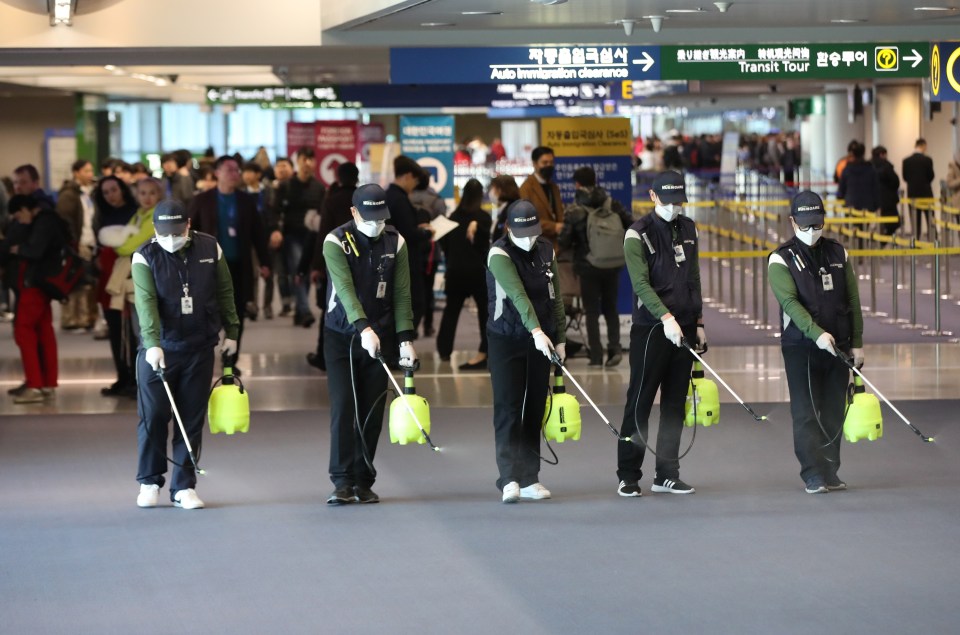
[486,200,565,503]
[769,191,864,494]
[321,184,416,506]
[618,170,704,498]
[131,200,240,510]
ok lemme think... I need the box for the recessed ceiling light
[462,11,503,15]
[830,18,866,23]
[914,6,956,10]
[665,8,705,13]
[420,22,455,27]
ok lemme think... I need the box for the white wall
[875,84,921,182]
[0,95,75,183]
[824,91,865,177]
[921,103,959,196]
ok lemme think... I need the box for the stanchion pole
[921,241,952,337]
[883,253,901,324]
[903,238,926,330]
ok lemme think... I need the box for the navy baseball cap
[153,199,189,235]
[790,191,826,225]
[651,170,688,204]
[505,200,541,238]
[352,183,391,220]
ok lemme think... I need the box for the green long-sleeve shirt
[322,231,415,338]
[116,207,156,257]
[623,222,702,321]
[487,249,566,343]
[768,246,864,348]
[131,237,240,350]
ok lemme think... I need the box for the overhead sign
[206,85,361,109]
[660,42,929,80]
[931,42,960,102]
[400,116,455,199]
[315,121,358,187]
[390,46,661,84]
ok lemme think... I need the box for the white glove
[304,209,321,233]
[852,347,864,369]
[532,328,554,359]
[662,316,683,348]
[816,332,837,356]
[695,326,707,353]
[399,341,418,368]
[145,347,165,371]
[360,327,380,359]
[554,342,566,364]
[220,338,238,357]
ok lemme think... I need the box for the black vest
[137,231,221,352]
[773,237,852,348]
[486,236,558,340]
[628,214,702,327]
[325,222,401,336]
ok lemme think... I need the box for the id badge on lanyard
[821,268,834,291]
[674,244,686,264]
[181,285,194,314]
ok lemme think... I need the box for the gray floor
[2,403,958,634]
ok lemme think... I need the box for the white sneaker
[137,484,160,508]
[502,481,520,504]
[520,483,552,500]
[173,488,205,509]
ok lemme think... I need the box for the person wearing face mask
[617,170,704,498]
[321,184,416,506]
[769,191,864,494]
[131,200,240,510]
[519,147,564,244]
[486,200,565,503]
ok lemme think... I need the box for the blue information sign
[390,46,660,85]
[400,115,455,199]
[931,42,960,102]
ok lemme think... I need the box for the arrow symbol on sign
[904,49,923,68]
[596,85,607,97]
[632,51,655,72]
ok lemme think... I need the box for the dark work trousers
[781,343,849,484]
[913,205,930,239]
[579,265,623,364]
[409,260,425,333]
[136,346,214,496]
[421,271,436,332]
[436,276,488,358]
[488,331,551,491]
[282,231,311,317]
[313,277,327,360]
[104,308,135,387]
[226,259,246,367]
[324,328,395,489]
[617,322,696,483]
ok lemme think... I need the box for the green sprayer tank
[843,375,883,442]
[542,367,582,443]
[685,361,720,427]
[208,365,250,435]
[389,369,432,445]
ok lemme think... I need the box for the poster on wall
[400,115,455,199]
[286,122,315,158]
[44,129,77,193]
[358,123,386,164]
[315,121,358,187]
[539,117,634,313]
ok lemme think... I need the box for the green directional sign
[661,42,928,80]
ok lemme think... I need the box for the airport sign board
[659,42,929,80]
[390,46,662,84]
[931,41,960,102]
[205,85,361,108]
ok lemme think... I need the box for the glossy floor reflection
[1,315,958,416]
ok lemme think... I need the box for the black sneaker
[326,487,357,505]
[354,486,380,504]
[7,383,27,396]
[306,352,326,371]
[804,478,828,494]
[651,477,695,494]
[826,476,847,491]
[301,315,316,329]
[617,480,642,497]
[605,351,623,367]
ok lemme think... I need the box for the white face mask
[794,226,823,246]
[510,234,538,251]
[355,218,386,238]
[157,234,188,253]
[655,204,679,222]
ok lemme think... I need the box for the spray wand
[836,352,934,443]
[680,339,769,423]
[157,367,206,475]
[376,353,441,452]
[550,352,635,443]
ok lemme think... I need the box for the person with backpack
[559,166,633,367]
[1,195,68,403]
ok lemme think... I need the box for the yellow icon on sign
[931,44,940,96]
[948,45,960,95]
[875,46,898,71]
